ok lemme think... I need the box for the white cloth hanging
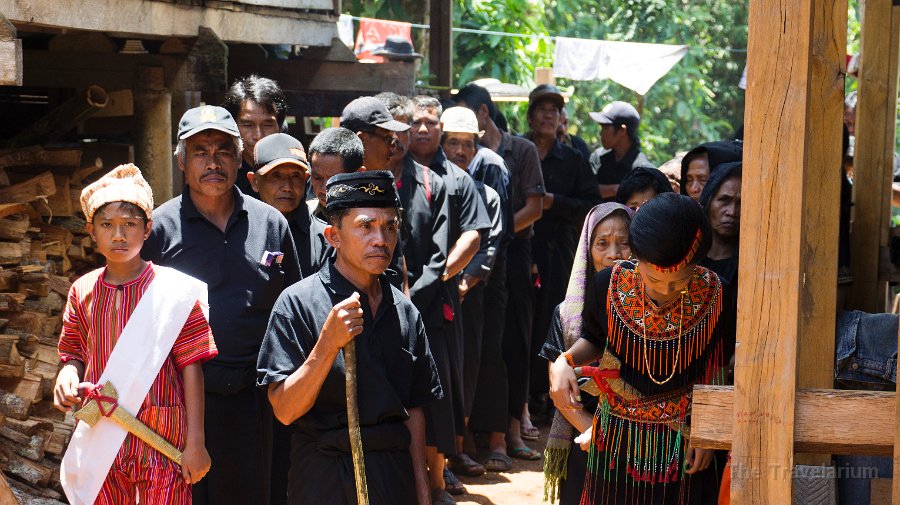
[553,37,688,95]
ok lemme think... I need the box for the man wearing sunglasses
[339,97,408,171]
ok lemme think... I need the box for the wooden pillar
[0,12,21,86]
[428,0,452,98]
[732,0,846,502]
[849,0,900,313]
[134,66,173,203]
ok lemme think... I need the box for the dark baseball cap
[340,97,411,133]
[254,133,309,176]
[589,101,641,131]
[528,84,565,109]
[177,105,241,140]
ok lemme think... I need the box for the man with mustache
[142,105,301,505]
[258,171,441,505]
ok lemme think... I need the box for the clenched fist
[320,292,365,353]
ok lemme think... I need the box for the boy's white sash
[61,266,208,505]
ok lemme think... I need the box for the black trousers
[469,255,509,433]
[461,282,485,417]
[423,320,462,455]
[193,384,272,505]
[531,236,576,398]
[502,238,534,420]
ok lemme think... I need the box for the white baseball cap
[440,107,483,136]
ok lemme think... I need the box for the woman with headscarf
[680,141,743,202]
[541,203,634,504]
[699,162,742,287]
[548,193,736,505]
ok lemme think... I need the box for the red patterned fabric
[58,263,216,468]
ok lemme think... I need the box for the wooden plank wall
[732,0,846,503]
[849,0,900,313]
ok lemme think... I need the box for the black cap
[325,170,399,212]
[589,101,640,131]
[527,84,565,118]
[254,133,309,176]
[177,105,241,140]
[340,97,411,133]
[371,36,423,61]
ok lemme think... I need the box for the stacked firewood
[0,145,107,504]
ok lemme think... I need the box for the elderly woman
[699,162,741,287]
[548,193,736,505]
[541,202,633,504]
[680,141,742,202]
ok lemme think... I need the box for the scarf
[543,202,633,502]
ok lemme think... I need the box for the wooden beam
[429,0,452,98]
[0,0,336,46]
[227,58,416,98]
[734,0,846,502]
[693,386,895,456]
[849,1,900,313]
[0,12,21,86]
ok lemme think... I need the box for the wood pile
[0,145,108,504]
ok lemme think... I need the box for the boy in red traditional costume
[53,164,218,505]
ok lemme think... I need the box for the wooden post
[428,0,452,98]
[733,0,846,503]
[849,0,900,313]
[0,12,21,86]
[134,66,173,203]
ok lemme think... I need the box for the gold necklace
[641,285,684,385]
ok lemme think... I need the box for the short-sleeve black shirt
[142,186,301,367]
[257,259,443,434]
[428,148,491,245]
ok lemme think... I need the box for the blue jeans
[834,311,897,504]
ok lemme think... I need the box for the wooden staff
[344,339,369,505]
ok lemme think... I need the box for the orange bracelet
[564,353,575,368]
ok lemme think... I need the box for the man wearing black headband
[257,171,441,505]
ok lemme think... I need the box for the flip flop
[520,425,540,441]
[431,487,456,505]
[508,446,541,461]
[481,451,512,472]
[448,453,485,477]
[443,468,466,495]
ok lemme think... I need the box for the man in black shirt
[588,101,654,200]
[142,105,301,505]
[258,171,441,505]
[249,133,322,278]
[409,95,490,500]
[526,85,598,449]
[223,75,288,199]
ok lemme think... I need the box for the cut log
[0,375,41,405]
[0,390,30,420]
[45,277,69,299]
[0,245,20,266]
[0,446,50,487]
[0,147,81,170]
[0,173,55,205]
[0,218,28,242]
[41,176,71,218]
[0,469,16,505]
[0,207,26,221]
[2,420,51,438]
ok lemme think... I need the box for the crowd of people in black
[103,67,878,505]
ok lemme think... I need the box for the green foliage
[452,0,748,165]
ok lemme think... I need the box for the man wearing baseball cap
[588,100,655,201]
[142,105,301,505]
[340,96,410,172]
[249,133,326,278]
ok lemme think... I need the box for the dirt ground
[453,427,549,505]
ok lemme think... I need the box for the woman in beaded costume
[548,193,736,505]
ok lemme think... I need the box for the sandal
[443,468,466,495]
[508,446,541,461]
[520,425,540,441]
[431,487,456,505]
[481,451,512,472]
[448,453,485,477]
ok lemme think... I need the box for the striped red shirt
[58,262,216,464]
